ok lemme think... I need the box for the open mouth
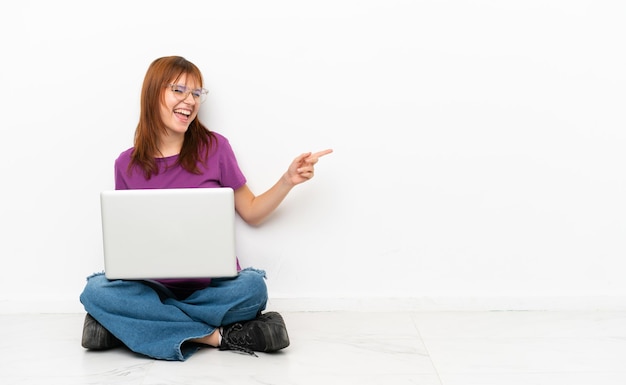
[174,109,191,118]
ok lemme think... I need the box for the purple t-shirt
[114,131,245,297]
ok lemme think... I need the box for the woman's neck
[158,134,184,158]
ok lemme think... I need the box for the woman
[79,56,332,361]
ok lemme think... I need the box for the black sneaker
[219,311,290,356]
[81,313,122,350]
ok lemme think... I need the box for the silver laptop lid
[100,188,238,280]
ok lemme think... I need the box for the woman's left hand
[286,149,333,186]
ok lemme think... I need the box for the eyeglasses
[168,83,209,103]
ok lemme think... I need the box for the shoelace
[220,324,259,357]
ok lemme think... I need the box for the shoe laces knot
[221,324,258,357]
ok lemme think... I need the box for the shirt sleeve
[215,135,247,190]
[114,148,133,190]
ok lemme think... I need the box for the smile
[174,109,191,116]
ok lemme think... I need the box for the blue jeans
[79,268,268,361]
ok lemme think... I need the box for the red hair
[130,56,214,179]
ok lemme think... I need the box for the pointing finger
[306,148,333,162]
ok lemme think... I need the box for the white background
[1,0,624,312]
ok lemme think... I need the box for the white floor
[2,311,626,384]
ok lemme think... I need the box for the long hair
[130,56,214,179]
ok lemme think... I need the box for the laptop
[100,188,238,280]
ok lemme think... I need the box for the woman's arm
[234,149,333,226]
